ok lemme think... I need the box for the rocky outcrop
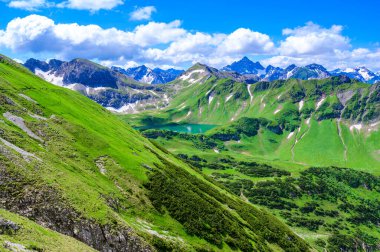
[57,59,119,88]
[0,219,20,235]
[0,165,153,252]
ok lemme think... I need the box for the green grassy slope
[0,55,310,251]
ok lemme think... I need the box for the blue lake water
[141,124,217,134]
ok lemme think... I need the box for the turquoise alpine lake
[138,124,217,134]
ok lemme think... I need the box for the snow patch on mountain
[287,132,295,139]
[35,69,64,86]
[247,85,253,102]
[226,94,234,102]
[316,96,326,110]
[350,124,362,131]
[179,69,205,81]
[299,100,304,111]
[208,93,215,105]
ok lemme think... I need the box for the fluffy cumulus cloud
[0,15,379,70]
[0,15,187,60]
[57,0,123,11]
[8,0,50,10]
[130,6,157,21]
[6,0,124,11]
[262,22,380,70]
[0,15,276,67]
[279,22,350,56]
[217,28,274,55]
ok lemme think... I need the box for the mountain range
[112,65,184,84]
[222,57,380,84]
[23,57,380,115]
[25,57,380,87]
[23,58,168,113]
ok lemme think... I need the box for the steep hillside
[0,55,311,251]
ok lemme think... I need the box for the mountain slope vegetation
[125,63,380,250]
[126,67,380,170]
[0,55,311,251]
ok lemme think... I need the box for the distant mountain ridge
[24,58,137,89]
[112,65,184,84]
[24,57,380,86]
[222,56,265,74]
[221,56,380,84]
[330,66,380,84]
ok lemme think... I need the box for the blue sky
[1,0,380,70]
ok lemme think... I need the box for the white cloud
[8,0,50,11]
[100,57,139,69]
[0,15,273,67]
[0,16,379,71]
[132,20,186,46]
[261,22,380,71]
[0,15,55,50]
[0,15,186,61]
[262,49,380,71]
[137,29,274,67]
[57,0,123,11]
[279,22,350,56]
[217,28,275,55]
[130,6,157,21]
[7,0,123,11]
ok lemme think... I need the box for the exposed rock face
[87,89,152,108]
[222,56,265,74]
[24,58,50,72]
[0,219,20,234]
[178,63,260,84]
[0,166,153,252]
[3,241,32,252]
[23,58,135,89]
[23,58,168,113]
[57,59,118,88]
[337,90,356,106]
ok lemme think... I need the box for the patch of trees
[143,147,309,251]
[211,166,380,243]
[327,232,380,252]
[142,129,220,150]
[180,155,291,179]
[237,161,290,177]
[210,117,283,141]
[287,216,324,231]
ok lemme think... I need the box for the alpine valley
[1,53,380,252]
